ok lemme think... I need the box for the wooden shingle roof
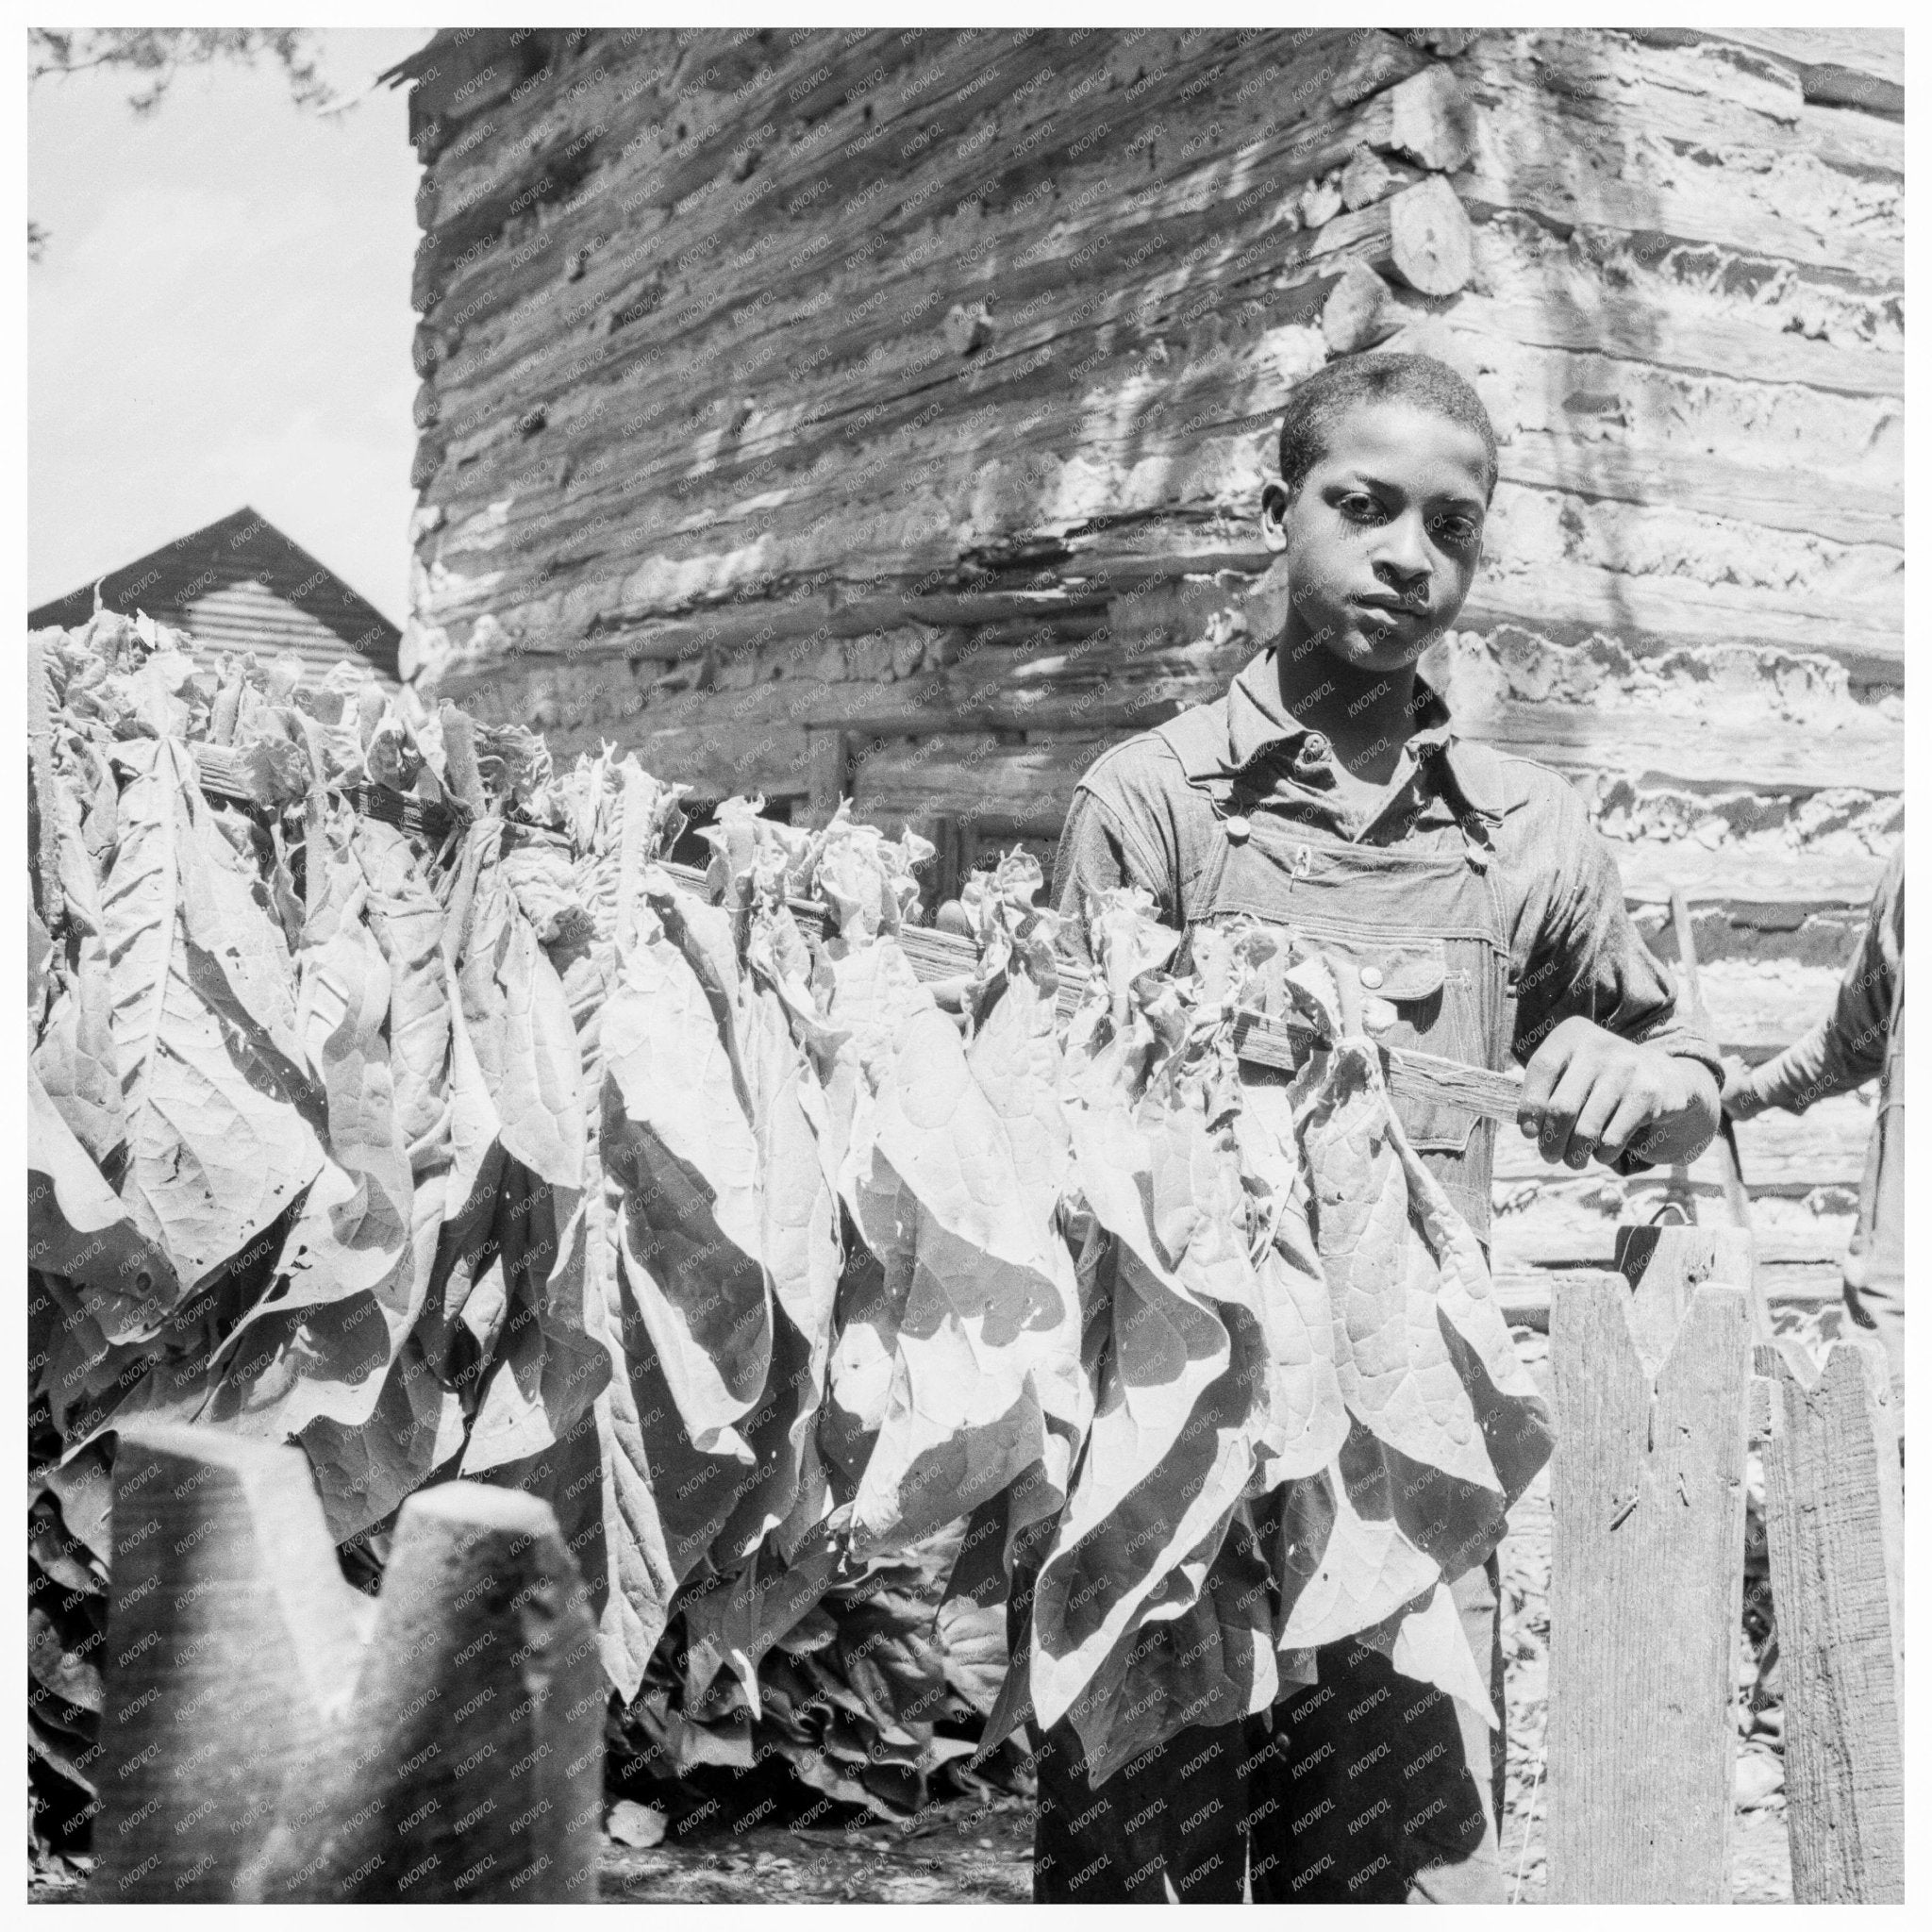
[28,508,401,684]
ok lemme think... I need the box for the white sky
[28,28,434,623]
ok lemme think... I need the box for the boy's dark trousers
[1029,1557,1506,1904]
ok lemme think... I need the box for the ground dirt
[597,1791,1036,1905]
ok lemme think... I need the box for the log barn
[387,26,1902,1298]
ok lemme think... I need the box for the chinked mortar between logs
[192,741,1527,1127]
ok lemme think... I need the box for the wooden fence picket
[1612,1222,1769,1347]
[1757,1335,1905,1903]
[1545,1262,1754,1903]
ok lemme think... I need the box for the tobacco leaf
[579,1326,680,1702]
[1058,1512,1278,1790]
[1304,1051,1501,1491]
[351,817,452,1169]
[100,738,325,1293]
[33,935,124,1168]
[27,1064,173,1330]
[460,1163,612,1478]
[850,984,1086,1554]
[1031,961,1267,1744]
[299,1324,467,1545]
[603,921,770,1462]
[28,1607,102,1716]
[495,905,587,1191]
[1390,1578,1497,1726]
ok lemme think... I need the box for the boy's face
[1260,400,1490,677]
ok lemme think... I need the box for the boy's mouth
[1351,592,1427,622]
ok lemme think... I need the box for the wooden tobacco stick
[184,749,1525,1129]
[193,744,462,844]
[899,912,1524,1126]
[1671,885,1753,1228]
[691,862,1522,1126]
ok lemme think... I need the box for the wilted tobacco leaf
[934,1592,1008,1717]
[459,1162,611,1480]
[604,920,770,1460]
[28,1606,102,1715]
[27,1065,173,1329]
[101,738,325,1292]
[34,933,125,1169]
[1302,1035,1501,1492]
[352,818,452,1168]
[850,987,1085,1554]
[27,1492,102,1597]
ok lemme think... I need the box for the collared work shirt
[1052,646,1724,1102]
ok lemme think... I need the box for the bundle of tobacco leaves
[27,611,1549,1861]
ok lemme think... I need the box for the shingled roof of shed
[28,508,401,684]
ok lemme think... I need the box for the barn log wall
[395,26,1902,1291]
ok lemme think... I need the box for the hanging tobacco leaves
[25,613,1550,1853]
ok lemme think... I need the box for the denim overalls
[1154,703,1514,1242]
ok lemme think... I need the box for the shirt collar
[1224,646,1457,773]
[1218,646,1516,822]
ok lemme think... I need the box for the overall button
[1223,814,1251,844]
[1358,964,1385,990]
[1294,734,1330,773]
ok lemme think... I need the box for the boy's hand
[1517,1017,1721,1170]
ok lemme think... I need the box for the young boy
[1036,353,1724,1903]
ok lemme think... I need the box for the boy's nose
[1374,512,1434,585]
[1375,557,1430,600]
[1375,537,1437,587]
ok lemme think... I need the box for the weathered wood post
[88,1424,373,1900]
[88,1422,604,1903]
[806,726,850,829]
[1546,1250,1754,1903]
[1757,1334,1905,1902]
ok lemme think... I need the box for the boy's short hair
[1277,351,1498,503]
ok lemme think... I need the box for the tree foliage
[27,28,336,116]
[27,27,338,258]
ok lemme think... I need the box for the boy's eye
[1337,492,1385,523]
[1429,513,1481,550]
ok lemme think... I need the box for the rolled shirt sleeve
[1504,779,1723,1171]
[1728,844,1901,1120]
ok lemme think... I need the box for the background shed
[29,506,402,685]
[389,26,1903,1299]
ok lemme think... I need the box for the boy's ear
[1260,480,1291,554]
